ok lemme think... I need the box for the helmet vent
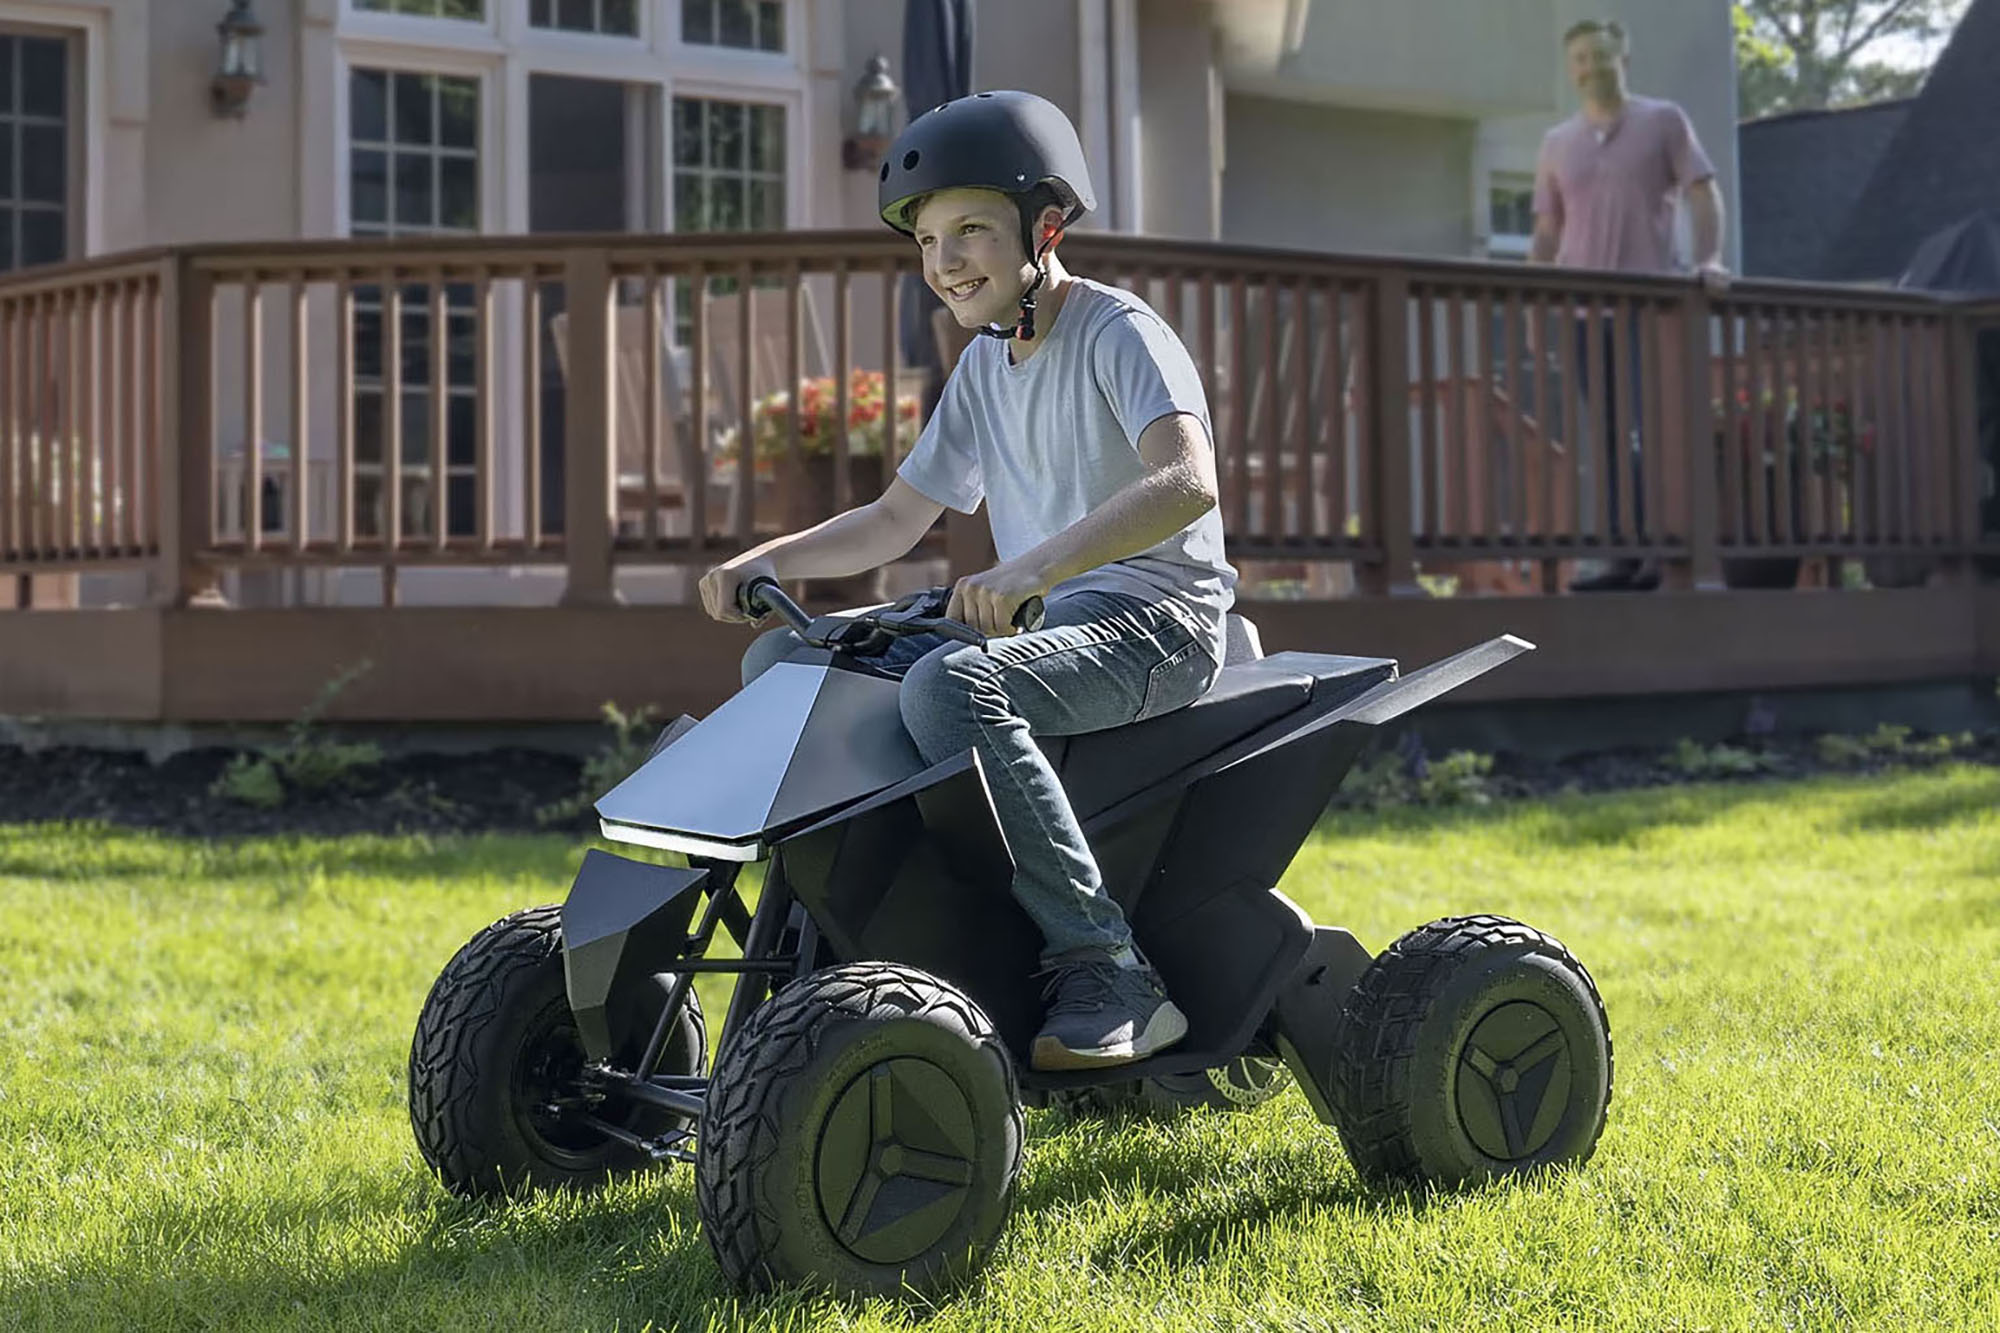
[879,162,890,182]
[903,150,921,170]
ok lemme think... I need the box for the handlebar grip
[1013,596,1046,634]
[736,575,781,620]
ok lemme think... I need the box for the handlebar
[737,576,1044,654]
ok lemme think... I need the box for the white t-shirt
[897,277,1237,660]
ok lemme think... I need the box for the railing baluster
[1502,289,1524,545]
[1262,277,1282,541]
[336,275,355,554]
[1415,286,1439,544]
[524,273,543,551]
[475,269,495,551]
[243,277,263,553]
[429,272,449,552]
[1323,280,1347,545]
[1229,276,1248,535]
[0,297,15,560]
[1558,290,1584,543]
[384,271,403,574]
[1841,310,1866,545]
[1289,278,1309,541]
[1609,296,1637,548]
[291,276,311,555]
[687,264,708,550]
[1641,300,1666,545]
[734,259,757,548]
[118,282,139,553]
[833,261,851,513]
[1474,287,1495,541]
[1444,288,1466,540]
[1718,303,1743,545]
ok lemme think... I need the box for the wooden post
[1360,272,1421,596]
[153,253,227,608]
[1671,287,1723,590]
[1940,312,1984,584]
[559,249,620,608]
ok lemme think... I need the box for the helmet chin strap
[974,230,1060,342]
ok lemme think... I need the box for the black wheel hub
[514,1006,612,1159]
[1455,1001,1571,1160]
[815,1058,977,1265]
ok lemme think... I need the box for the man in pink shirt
[1533,19,1729,591]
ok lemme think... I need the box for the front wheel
[695,963,1022,1299]
[408,904,706,1197]
[1331,915,1612,1188]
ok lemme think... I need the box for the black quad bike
[408,579,1612,1298]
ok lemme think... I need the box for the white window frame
[0,2,106,260]
[1483,170,1535,262]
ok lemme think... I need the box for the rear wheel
[409,904,706,1197]
[1331,915,1611,1188]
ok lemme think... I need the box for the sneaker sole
[1029,1000,1190,1072]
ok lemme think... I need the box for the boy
[698,90,1235,1072]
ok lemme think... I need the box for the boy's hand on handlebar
[699,557,775,625]
[948,559,1046,639]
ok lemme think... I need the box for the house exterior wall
[1222,97,1476,258]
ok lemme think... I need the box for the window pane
[447,473,476,537]
[440,0,485,18]
[710,102,744,171]
[352,148,388,225]
[401,298,434,386]
[395,153,434,228]
[0,210,14,272]
[557,0,593,28]
[393,73,433,146]
[749,179,784,230]
[683,0,715,44]
[603,0,639,34]
[674,173,705,231]
[20,125,63,203]
[353,474,382,539]
[758,1,783,51]
[351,69,388,142]
[439,156,477,230]
[0,129,13,202]
[20,210,63,266]
[529,0,552,24]
[0,38,14,113]
[447,394,476,466]
[401,390,431,467]
[353,391,385,463]
[718,0,752,48]
[711,175,743,231]
[438,79,476,148]
[748,105,783,174]
[354,307,384,380]
[673,99,704,167]
[19,38,62,118]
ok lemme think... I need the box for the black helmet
[878,90,1096,248]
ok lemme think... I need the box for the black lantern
[842,54,900,170]
[211,1,265,119]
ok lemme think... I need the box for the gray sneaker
[1030,953,1189,1071]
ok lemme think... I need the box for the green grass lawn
[3,768,1998,1332]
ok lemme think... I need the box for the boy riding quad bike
[407,91,1613,1300]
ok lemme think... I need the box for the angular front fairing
[595,660,925,857]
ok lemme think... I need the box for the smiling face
[1565,29,1627,103]
[911,187,1056,329]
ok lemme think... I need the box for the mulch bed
[4,727,1996,839]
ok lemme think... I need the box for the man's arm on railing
[1687,177,1727,273]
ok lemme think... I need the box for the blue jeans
[741,590,1220,964]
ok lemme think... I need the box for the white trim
[1077,0,1112,229]
[0,2,107,259]
[1110,0,1141,235]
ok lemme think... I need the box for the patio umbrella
[1897,208,2000,296]
[899,0,976,381]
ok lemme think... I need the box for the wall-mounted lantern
[842,54,900,170]
[211,1,265,119]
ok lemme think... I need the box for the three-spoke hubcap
[815,1058,978,1264]
[1455,1001,1572,1160]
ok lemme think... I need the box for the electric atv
[408,579,1612,1298]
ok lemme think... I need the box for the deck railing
[3,232,1994,607]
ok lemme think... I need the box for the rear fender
[1269,926,1375,1126]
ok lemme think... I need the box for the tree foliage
[1734,0,1969,118]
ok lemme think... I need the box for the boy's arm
[700,477,944,622]
[949,411,1219,636]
